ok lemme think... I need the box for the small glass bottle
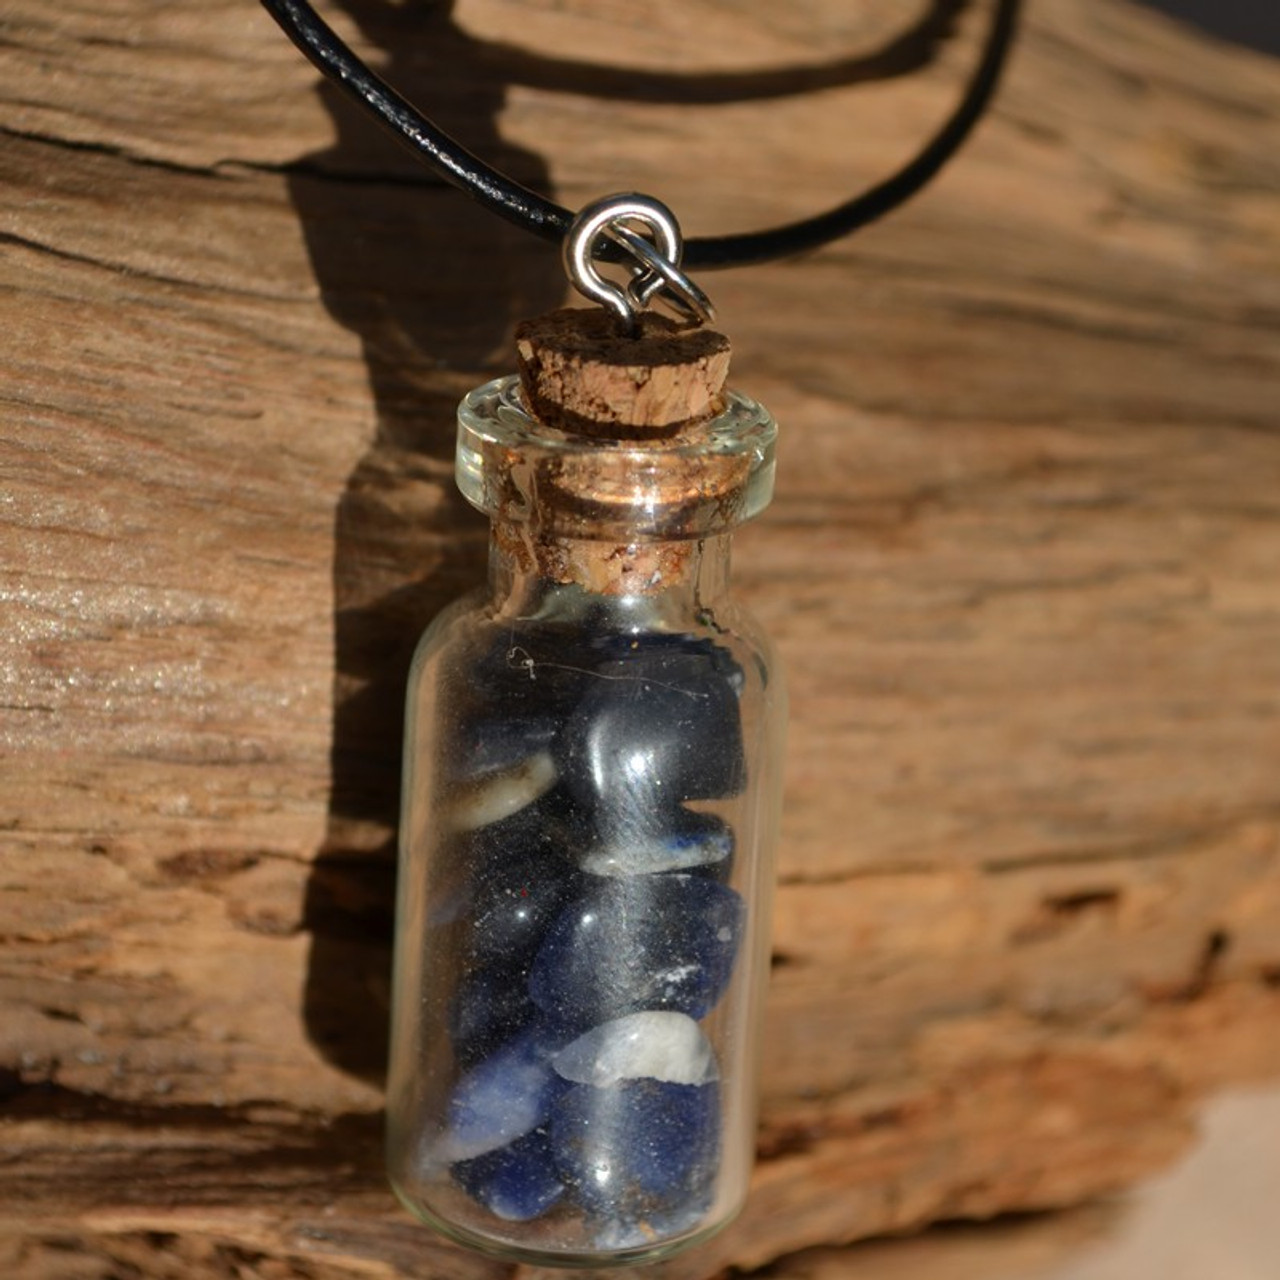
[387,372,785,1267]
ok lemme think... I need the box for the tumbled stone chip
[551,1010,718,1088]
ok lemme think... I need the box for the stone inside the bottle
[550,1078,721,1215]
[464,842,583,973]
[453,711,561,780]
[437,628,746,1236]
[582,806,734,878]
[448,750,558,833]
[441,1028,564,1162]
[449,965,538,1070]
[562,649,746,809]
[452,1129,566,1222]
[550,1011,718,1088]
[528,873,745,1029]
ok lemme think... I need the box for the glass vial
[387,374,785,1266]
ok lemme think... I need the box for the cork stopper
[515,307,731,440]
[456,307,774,597]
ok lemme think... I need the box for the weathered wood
[2,0,1280,1275]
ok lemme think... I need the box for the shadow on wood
[294,0,562,1085]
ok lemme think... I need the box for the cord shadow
[292,0,975,1087]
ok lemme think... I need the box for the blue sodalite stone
[465,842,583,974]
[588,631,745,694]
[583,807,734,880]
[463,627,597,727]
[452,1129,566,1222]
[459,783,590,869]
[560,647,746,815]
[449,966,537,1070]
[549,1079,720,1218]
[443,1028,564,1161]
[448,712,560,784]
[463,626,742,727]
[528,873,745,1029]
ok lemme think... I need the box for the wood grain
[2,0,1279,1275]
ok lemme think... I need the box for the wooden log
[2,0,1280,1275]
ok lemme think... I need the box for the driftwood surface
[2,0,1280,1275]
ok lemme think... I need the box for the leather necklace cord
[260,0,1022,269]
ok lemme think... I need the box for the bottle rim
[455,375,777,539]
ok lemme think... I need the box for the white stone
[582,820,732,877]
[449,750,556,832]
[551,1011,718,1088]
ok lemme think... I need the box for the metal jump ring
[604,222,716,327]
[564,193,715,334]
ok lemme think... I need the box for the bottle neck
[488,527,733,629]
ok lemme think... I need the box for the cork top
[515,308,732,440]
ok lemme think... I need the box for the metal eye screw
[564,193,716,335]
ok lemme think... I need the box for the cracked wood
[2,0,1280,1277]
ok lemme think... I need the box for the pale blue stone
[452,1130,565,1222]
[582,808,733,878]
[441,1029,563,1162]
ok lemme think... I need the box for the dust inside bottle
[387,365,785,1267]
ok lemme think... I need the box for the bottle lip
[456,375,777,539]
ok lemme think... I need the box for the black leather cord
[260,0,1021,270]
